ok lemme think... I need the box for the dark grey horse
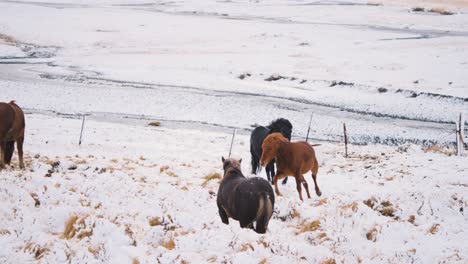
[250,118,292,184]
[217,157,275,234]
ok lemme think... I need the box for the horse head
[260,133,288,167]
[222,157,242,176]
[267,118,292,140]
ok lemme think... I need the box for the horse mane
[266,118,292,140]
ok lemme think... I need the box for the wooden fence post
[458,113,465,156]
[79,115,86,145]
[228,128,237,157]
[343,123,348,158]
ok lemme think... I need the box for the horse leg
[311,161,322,196]
[294,175,303,201]
[16,136,24,169]
[218,207,229,225]
[266,162,274,183]
[273,173,282,196]
[281,176,288,185]
[301,176,311,199]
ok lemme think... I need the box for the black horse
[217,157,275,234]
[250,118,292,184]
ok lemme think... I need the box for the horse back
[277,141,317,174]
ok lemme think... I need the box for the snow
[0,0,467,263]
[0,114,467,263]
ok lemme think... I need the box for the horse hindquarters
[255,192,274,234]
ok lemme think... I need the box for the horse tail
[255,192,273,234]
[250,144,260,175]
[4,141,15,165]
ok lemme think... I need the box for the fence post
[459,113,465,156]
[305,113,314,142]
[343,123,348,158]
[228,128,237,157]
[79,115,86,145]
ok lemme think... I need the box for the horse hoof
[317,191,322,196]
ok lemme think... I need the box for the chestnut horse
[217,157,274,234]
[260,133,321,201]
[0,101,25,169]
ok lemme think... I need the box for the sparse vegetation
[149,217,163,226]
[423,144,454,156]
[320,258,336,264]
[161,237,176,250]
[428,223,440,234]
[62,215,93,240]
[296,220,321,234]
[408,215,416,225]
[23,242,49,260]
[201,172,222,187]
[366,226,379,242]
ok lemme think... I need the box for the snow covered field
[0,114,467,263]
[0,0,467,263]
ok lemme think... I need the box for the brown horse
[0,101,25,169]
[217,157,275,234]
[260,133,321,201]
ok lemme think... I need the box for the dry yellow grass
[201,172,222,187]
[340,201,358,212]
[62,215,79,239]
[423,144,454,156]
[257,238,269,248]
[428,223,440,234]
[207,256,217,262]
[30,193,40,207]
[320,258,336,264]
[259,257,268,264]
[363,197,377,209]
[313,198,328,207]
[240,243,254,252]
[0,229,11,235]
[132,258,140,264]
[149,217,163,227]
[296,220,321,234]
[23,243,49,260]
[88,245,103,256]
[161,237,175,250]
[160,165,169,173]
[366,226,379,242]
[408,215,416,224]
[429,7,454,15]
[62,215,93,240]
